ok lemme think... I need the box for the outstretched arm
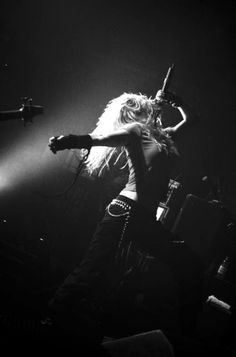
[48,123,141,154]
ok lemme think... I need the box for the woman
[47,89,198,342]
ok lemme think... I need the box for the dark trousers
[48,195,204,339]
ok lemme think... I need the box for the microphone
[161,63,175,92]
[153,64,175,125]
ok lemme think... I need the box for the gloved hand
[155,90,183,108]
[49,134,92,154]
[48,135,72,154]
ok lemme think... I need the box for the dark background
[0,0,235,279]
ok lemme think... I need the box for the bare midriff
[119,189,138,202]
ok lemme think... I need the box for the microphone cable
[32,149,90,199]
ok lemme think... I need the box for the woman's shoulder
[123,122,144,136]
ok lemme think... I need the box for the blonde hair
[84,92,175,176]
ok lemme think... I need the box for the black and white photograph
[0,1,235,355]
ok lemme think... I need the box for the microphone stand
[0,97,43,125]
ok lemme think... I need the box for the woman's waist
[119,189,138,202]
[117,190,158,220]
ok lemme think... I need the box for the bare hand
[163,127,175,136]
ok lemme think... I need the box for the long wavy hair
[84,92,178,176]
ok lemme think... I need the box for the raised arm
[155,89,199,138]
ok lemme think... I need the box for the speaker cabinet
[102,330,174,357]
[172,194,224,266]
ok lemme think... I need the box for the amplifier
[171,194,224,266]
[102,330,174,357]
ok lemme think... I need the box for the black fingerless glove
[65,134,93,150]
[52,134,92,152]
[165,92,183,107]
